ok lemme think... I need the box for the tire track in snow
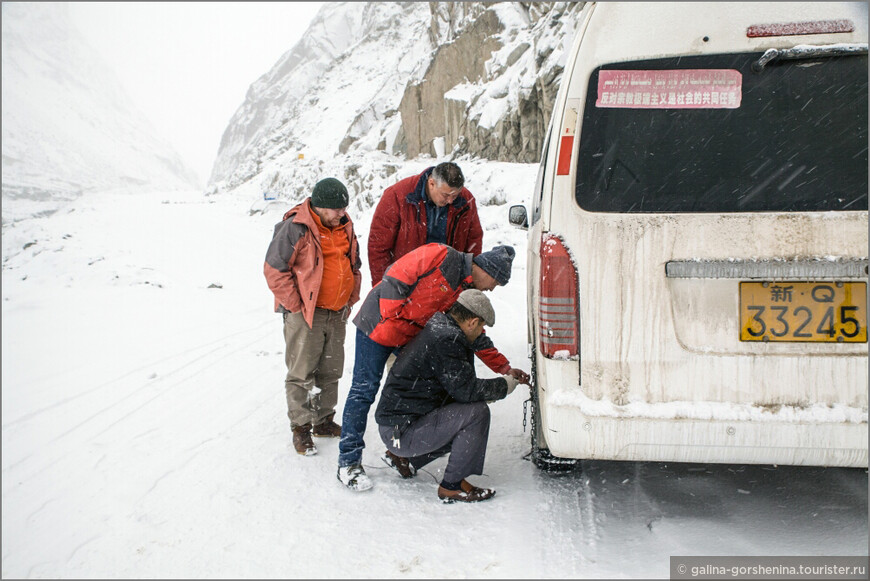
[537,467,592,576]
[86,330,275,441]
[3,320,273,428]
[3,325,275,480]
[133,387,278,506]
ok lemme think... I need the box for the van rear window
[575,53,868,213]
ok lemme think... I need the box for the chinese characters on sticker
[597,69,742,109]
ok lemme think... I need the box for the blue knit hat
[473,245,515,286]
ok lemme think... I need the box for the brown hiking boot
[312,412,341,438]
[381,450,417,479]
[292,423,317,456]
[437,479,496,503]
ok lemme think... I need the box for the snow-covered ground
[2,161,867,578]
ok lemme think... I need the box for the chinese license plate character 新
[740,281,867,342]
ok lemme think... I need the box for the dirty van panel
[528,2,868,468]
[574,52,868,213]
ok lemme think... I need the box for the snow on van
[510,2,868,469]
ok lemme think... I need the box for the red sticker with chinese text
[596,69,742,109]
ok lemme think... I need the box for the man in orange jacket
[264,178,362,456]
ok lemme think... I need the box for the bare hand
[507,368,530,385]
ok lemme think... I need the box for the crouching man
[374,289,519,503]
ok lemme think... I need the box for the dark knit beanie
[473,245,515,286]
[311,178,349,209]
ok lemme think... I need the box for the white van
[510,2,868,469]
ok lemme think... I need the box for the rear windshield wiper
[752,42,868,72]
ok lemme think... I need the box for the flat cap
[456,289,495,327]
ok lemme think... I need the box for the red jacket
[367,167,484,286]
[264,199,362,328]
[353,243,510,374]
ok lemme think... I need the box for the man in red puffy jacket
[337,243,529,491]
[367,162,484,286]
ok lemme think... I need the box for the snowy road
[532,461,868,576]
[2,179,867,578]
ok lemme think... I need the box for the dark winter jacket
[264,199,362,328]
[375,312,509,434]
[352,242,511,374]
[367,167,484,286]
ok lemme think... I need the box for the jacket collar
[460,253,475,288]
[431,311,471,346]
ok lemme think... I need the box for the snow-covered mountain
[209,2,583,203]
[1,3,199,224]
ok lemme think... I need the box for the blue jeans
[338,328,398,467]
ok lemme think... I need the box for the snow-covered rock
[209,2,584,200]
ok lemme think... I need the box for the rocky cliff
[398,2,581,163]
[209,2,583,199]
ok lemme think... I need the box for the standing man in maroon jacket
[367,162,484,287]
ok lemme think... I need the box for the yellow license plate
[740,281,867,342]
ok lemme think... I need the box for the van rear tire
[531,446,579,472]
[529,349,579,473]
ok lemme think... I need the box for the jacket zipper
[446,205,468,246]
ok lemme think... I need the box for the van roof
[583,2,867,63]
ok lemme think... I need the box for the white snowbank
[550,389,869,424]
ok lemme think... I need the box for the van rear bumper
[543,405,868,468]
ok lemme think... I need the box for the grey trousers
[283,307,347,427]
[378,401,490,484]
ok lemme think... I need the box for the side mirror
[509,205,529,229]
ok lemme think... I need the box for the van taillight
[539,234,579,358]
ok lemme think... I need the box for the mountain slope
[208,2,584,202]
[1,3,199,222]
[209,2,433,191]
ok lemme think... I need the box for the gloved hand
[502,374,519,396]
